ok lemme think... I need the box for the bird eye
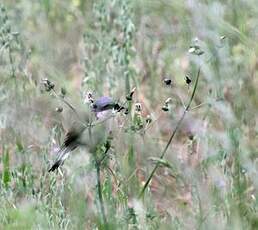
[93,104,97,109]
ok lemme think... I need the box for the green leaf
[2,147,11,187]
[16,139,24,152]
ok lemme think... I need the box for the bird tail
[48,148,70,172]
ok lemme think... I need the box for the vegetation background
[1,0,258,229]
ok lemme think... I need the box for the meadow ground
[1,0,258,229]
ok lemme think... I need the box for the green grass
[1,0,258,229]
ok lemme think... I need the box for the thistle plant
[140,65,201,196]
[0,4,22,82]
[0,5,15,77]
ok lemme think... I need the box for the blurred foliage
[1,0,258,229]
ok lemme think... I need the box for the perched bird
[92,96,120,113]
[48,96,120,172]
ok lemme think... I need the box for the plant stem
[95,160,108,229]
[52,89,83,124]
[89,121,107,227]
[8,45,15,79]
[139,67,201,197]
[8,45,18,108]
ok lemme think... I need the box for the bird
[92,96,120,113]
[48,96,121,172]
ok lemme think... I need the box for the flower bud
[55,107,63,113]
[185,75,192,85]
[87,91,94,103]
[163,78,172,86]
[124,108,129,115]
[162,98,172,112]
[188,45,204,56]
[146,115,152,124]
[135,103,142,112]
[162,105,169,112]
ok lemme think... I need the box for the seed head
[124,108,129,115]
[162,105,169,112]
[135,103,142,112]
[55,107,63,113]
[146,115,152,124]
[60,87,66,97]
[188,45,204,56]
[41,78,55,92]
[185,75,192,85]
[220,35,226,40]
[86,91,94,103]
[162,98,172,112]
[163,78,172,86]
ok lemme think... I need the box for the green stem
[95,160,108,229]
[8,45,18,108]
[94,141,110,229]
[8,45,15,79]
[139,67,201,197]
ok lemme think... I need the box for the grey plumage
[91,96,120,112]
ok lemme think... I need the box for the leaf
[128,145,135,169]
[16,139,24,152]
[2,147,11,187]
